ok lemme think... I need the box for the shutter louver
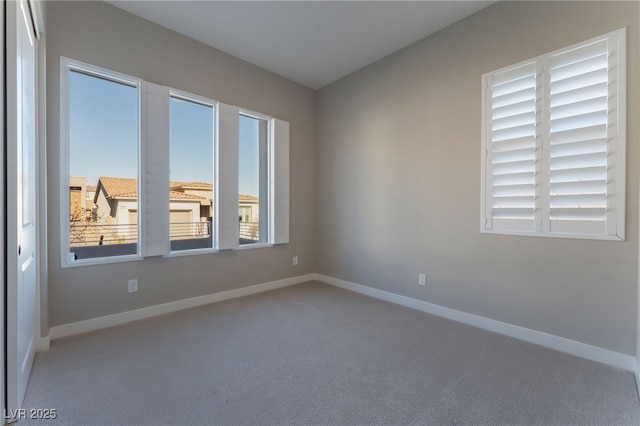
[487,62,539,231]
[548,39,612,235]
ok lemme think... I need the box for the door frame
[1,0,7,421]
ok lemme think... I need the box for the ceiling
[107,1,496,90]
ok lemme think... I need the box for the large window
[61,58,290,267]
[239,114,268,245]
[481,29,626,240]
[169,94,215,252]
[63,62,140,263]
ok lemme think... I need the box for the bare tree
[70,206,102,246]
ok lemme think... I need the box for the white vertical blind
[482,28,625,240]
[141,82,170,257]
[217,103,240,250]
[271,119,290,244]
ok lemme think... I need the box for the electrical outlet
[293,256,299,266]
[418,273,426,286]
[128,279,138,293]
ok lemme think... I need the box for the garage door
[128,210,138,238]
[170,210,193,238]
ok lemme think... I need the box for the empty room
[2,0,640,424]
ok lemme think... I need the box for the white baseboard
[316,274,637,372]
[635,360,640,401]
[49,274,315,341]
[36,336,50,352]
[45,272,638,374]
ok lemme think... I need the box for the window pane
[68,70,138,260]
[170,96,214,251]
[239,115,268,244]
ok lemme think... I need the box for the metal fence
[70,220,259,248]
[239,221,260,241]
[70,221,212,247]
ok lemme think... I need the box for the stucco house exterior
[85,177,260,242]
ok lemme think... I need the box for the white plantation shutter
[271,119,290,244]
[141,82,170,256]
[548,34,624,237]
[482,29,625,240]
[217,103,240,250]
[485,62,540,232]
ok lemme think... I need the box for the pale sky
[69,70,261,196]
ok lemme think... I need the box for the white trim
[316,274,637,372]
[28,0,44,38]
[239,108,272,122]
[635,367,640,401]
[63,254,143,269]
[271,118,290,244]
[42,272,639,375]
[167,89,218,254]
[480,28,626,241]
[235,243,273,251]
[49,274,315,340]
[36,22,48,353]
[170,88,219,109]
[59,57,143,268]
[140,81,170,257]
[217,103,240,250]
[481,228,625,242]
[0,0,5,419]
[165,248,219,258]
[36,336,50,352]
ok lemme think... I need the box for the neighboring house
[238,194,259,222]
[89,177,260,241]
[94,177,208,239]
[169,181,259,223]
[69,176,87,221]
[169,181,213,220]
[85,185,96,214]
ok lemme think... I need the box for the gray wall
[45,1,317,328]
[317,1,639,355]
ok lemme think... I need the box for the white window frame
[60,58,290,267]
[238,109,272,249]
[481,29,626,241]
[218,107,290,251]
[59,57,143,268]
[165,89,219,257]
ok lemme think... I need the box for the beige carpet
[20,281,640,425]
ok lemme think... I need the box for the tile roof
[98,177,137,198]
[173,181,213,189]
[97,177,257,202]
[169,191,206,200]
[98,177,207,201]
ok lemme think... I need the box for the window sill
[165,248,218,258]
[236,243,274,251]
[61,254,143,269]
[480,228,624,242]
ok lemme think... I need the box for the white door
[6,0,38,411]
